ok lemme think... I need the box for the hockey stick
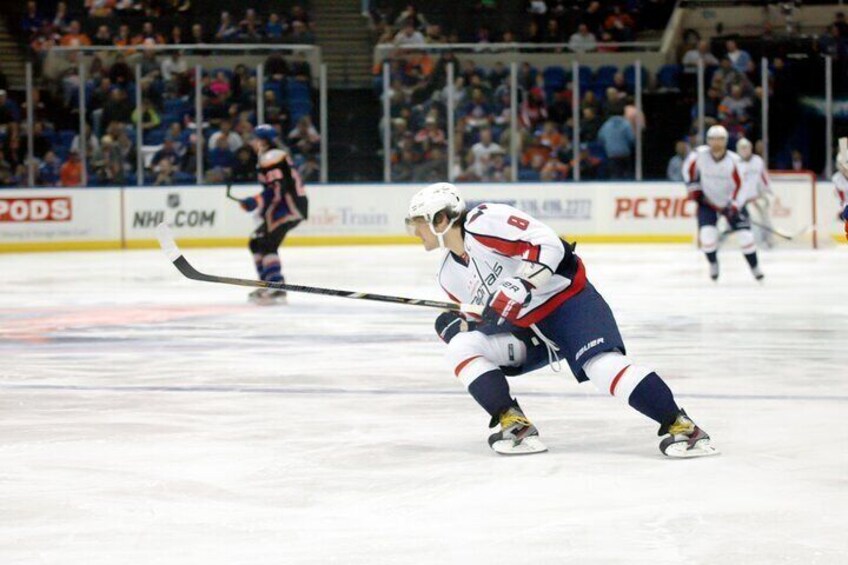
[155,223,484,316]
[718,217,813,243]
[748,219,815,241]
[225,183,240,202]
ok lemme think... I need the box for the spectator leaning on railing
[568,24,597,53]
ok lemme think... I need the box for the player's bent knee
[699,226,719,252]
[737,229,756,253]
[582,351,653,400]
[445,332,498,387]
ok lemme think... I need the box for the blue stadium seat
[286,80,311,102]
[266,81,284,104]
[58,129,76,148]
[518,169,541,182]
[542,66,568,91]
[594,65,618,87]
[144,128,166,145]
[161,112,181,127]
[587,141,606,160]
[577,65,593,87]
[657,65,681,90]
[164,98,190,114]
[623,65,650,88]
[289,101,312,122]
[173,171,195,184]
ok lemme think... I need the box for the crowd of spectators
[370,1,674,49]
[373,2,672,182]
[664,10,848,177]
[2,0,319,187]
[382,50,645,182]
[21,1,315,51]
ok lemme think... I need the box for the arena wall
[0,182,842,253]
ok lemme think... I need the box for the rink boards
[0,181,842,252]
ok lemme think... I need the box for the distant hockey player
[237,125,308,304]
[834,137,848,242]
[405,182,718,458]
[736,137,774,248]
[682,125,763,281]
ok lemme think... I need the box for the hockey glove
[722,203,740,223]
[687,186,705,205]
[435,311,476,343]
[240,197,258,212]
[482,278,533,326]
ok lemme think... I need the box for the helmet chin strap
[428,216,457,249]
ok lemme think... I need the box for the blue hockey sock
[260,253,283,282]
[627,372,680,425]
[468,369,513,418]
[253,253,263,278]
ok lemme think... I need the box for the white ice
[0,243,846,565]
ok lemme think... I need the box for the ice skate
[750,265,764,282]
[488,404,547,455]
[248,288,288,305]
[709,262,719,282]
[659,409,718,458]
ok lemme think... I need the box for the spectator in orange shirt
[538,120,564,152]
[133,22,166,45]
[60,21,92,47]
[59,150,83,187]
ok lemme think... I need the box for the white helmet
[736,137,752,159]
[406,182,466,249]
[837,137,848,176]
[706,125,729,140]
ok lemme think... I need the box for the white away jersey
[833,172,848,210]
[737,154,771,197]
[437,203,586,327]
[682,146,753,208]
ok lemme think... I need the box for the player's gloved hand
[687,186,705,204]
[240,197,258,212]
[722,203,740,223]
[435,311,476,343]
[482,278,533,326]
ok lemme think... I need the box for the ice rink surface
[0,243,846,564]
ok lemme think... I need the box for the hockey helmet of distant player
[254,124,278,144]
[406,182,466,249]
[736,137,753,159]
[837,137,848,176]
[706,125,728,140]
[706,125,728,152]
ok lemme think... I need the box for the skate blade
[491,436,548,455]
[663,439,720,459]
[248,295,288,306]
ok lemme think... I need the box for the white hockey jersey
[737,154,771,197]
[833,171,848,212]
[682,146,754,208]
[437,203,586,328]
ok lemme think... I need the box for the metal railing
[22,44,325,187]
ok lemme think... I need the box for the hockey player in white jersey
[834,137,848,242]
[682,125,763,281]
[405,182,718,458]
[736,137,774,247]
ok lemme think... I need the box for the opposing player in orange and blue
[237,125,309,304]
